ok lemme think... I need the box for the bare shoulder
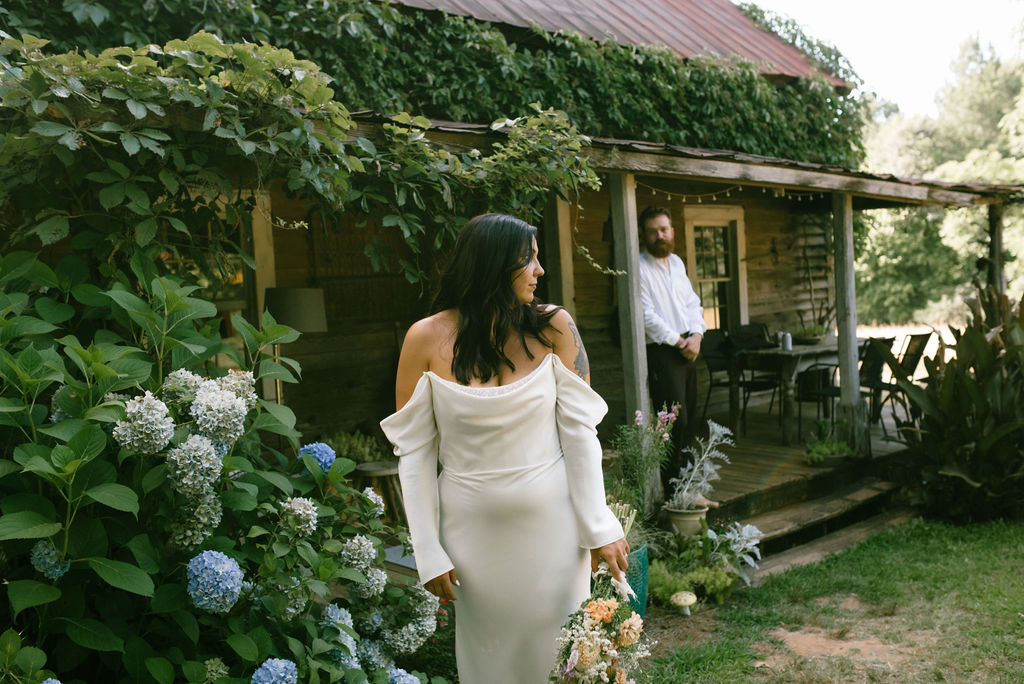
[547,308,590,383]
[395,311,456,409]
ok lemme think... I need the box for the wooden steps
[739,476,897,555]
[751,506,917,585]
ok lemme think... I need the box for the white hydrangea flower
[170,488,223,550]
[112,391,175,454]
[190,381,246,444]
[280,497,318,537]
[161,368,204,403]
[166,434,222,497]
[216,369,258,411]
[356,639,394,673]
[383,615,437,655]
[353,567,388,598]
[362,486,385,517]
[339,534,377,573]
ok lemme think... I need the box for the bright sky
[743,0,1024,117]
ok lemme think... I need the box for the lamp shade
[264,287,328,333]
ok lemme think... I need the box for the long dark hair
[431,213,559,384]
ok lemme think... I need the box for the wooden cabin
[253,117,1021,455]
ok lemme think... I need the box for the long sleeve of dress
[552,357,625,549]
[379,376,455,585]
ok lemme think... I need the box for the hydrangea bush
[0,262,445,682]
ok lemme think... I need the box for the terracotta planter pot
[663,505,709,537]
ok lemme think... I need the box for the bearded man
[636,205,707,493]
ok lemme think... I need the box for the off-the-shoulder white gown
[380,354,623,684]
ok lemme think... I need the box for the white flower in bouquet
[551,561,651,683]
[190,381,247,445]
[113,390,175,454]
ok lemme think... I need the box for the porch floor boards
[700,399,905,512]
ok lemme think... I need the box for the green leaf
[0,460,20,479]
[0,628,21,666]
[98,183,126,209]
[7,580,61,619]
[32,215,70,245]
[145,656,175,684]
[227,632,259,662]
[221,489,258,511]
[150,583,187,613]
[135,217,158,246]
[0,511,61,540]
[86,557,154,596]
[158,168,179,194]
[15,646,46,674]
[255,470,293,496]
[120,132,141,156]
[84,483,139,515]
[31,121,74,137]
[141,463,166,493]
[34,297,75,324]
[126,99,148,119]
[64,617,125,652]
[169,610,199,643]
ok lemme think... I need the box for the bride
[380,213,628,683]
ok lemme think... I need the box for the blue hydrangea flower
[30,540,70,580]
[327,647,361,672]
[299,442,336,473]
[41,678,62,684]
[320,603,354,629]
[387,668,421,684]
[357,609,384,635]
[356,639,394,672]
[251,658,298,684]
[186,550,243,614]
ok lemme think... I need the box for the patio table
[727,340,849,445]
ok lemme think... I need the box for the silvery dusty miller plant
[666,420,734,510]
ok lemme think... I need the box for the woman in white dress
[380,214,628,683]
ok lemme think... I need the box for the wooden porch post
[542,194,577,318]
[608,173,651,422]
[988,201,1005,295]
[249,193,277,400]
[831,192,869,455]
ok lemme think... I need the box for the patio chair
[877,331,932,423]
[731,323,781,434]
[859,337,896,426]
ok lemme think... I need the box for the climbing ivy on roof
[0,32,598,286]
[0,0,867,168]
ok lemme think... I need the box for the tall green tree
[858,38,1024,323]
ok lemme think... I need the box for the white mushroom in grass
[670,590,697,616]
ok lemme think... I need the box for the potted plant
[803,418,854,467]
[663,420,734,537]
[606,405,679,521]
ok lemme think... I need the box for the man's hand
[676,333,702,362]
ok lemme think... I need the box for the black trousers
[646,343,698,494]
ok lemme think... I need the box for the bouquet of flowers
[551,506,652,683]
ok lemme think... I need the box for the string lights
[635,180,827,203]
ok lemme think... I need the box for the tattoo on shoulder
[567,320,590,379]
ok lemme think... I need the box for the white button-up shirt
[638,249,707,346]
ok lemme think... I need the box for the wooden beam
[608,173,651,422]
[250,192,276,400]
[542,194,576,318]
[988,202,1006,295]
[831,192,869,456]
[583,148,989,206]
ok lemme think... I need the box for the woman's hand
[590,537,630,581]
[424,568,459,601]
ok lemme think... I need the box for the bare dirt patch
[643,594,940,682]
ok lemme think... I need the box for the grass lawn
[642,518,1024,683]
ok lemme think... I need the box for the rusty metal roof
[392,0,847,87]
